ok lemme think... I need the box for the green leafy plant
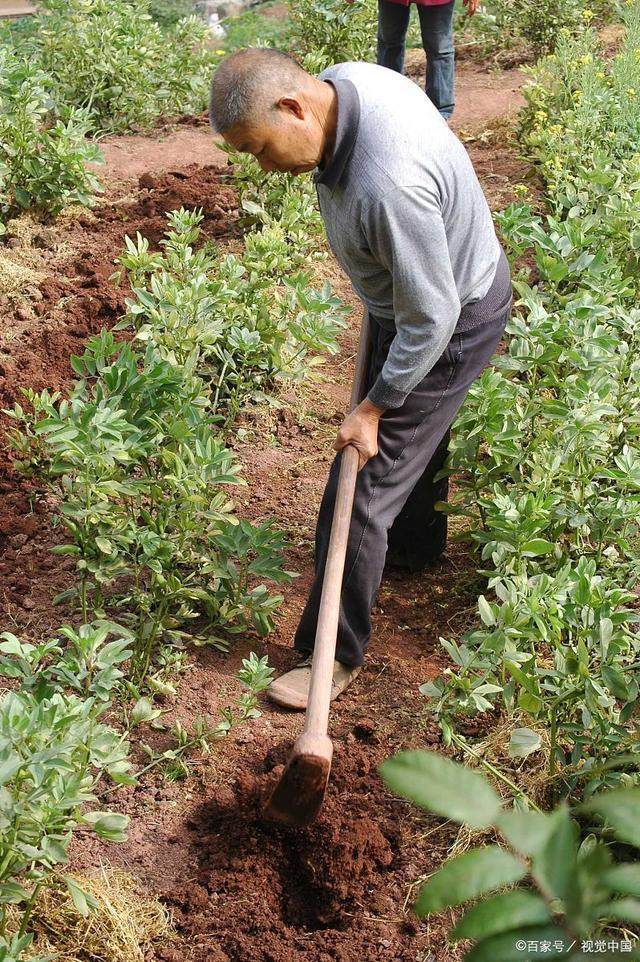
[453,0,613,63]
[0,628,131,954]
[29,0,214,133]
[128,652,274,782]
[0,48,102,221]
[423,558,640,795]
[220,2,292,53]
[422,5,640,803]
[519,3,640,190]
[6,327,292,682]
[114,208,347,424]
[381,750,640,961]
[288,0,377,68]
[148,0,196,27]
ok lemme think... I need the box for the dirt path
[96,114,229,178]
[96,59,525,178]
[0,60,527,962]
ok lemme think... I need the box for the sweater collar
[314,78,360,190]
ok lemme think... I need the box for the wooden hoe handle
[299,309,371,752]
[265,311,372,826]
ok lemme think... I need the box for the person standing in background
[373,0,479,120]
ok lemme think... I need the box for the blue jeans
[377,0,455,119]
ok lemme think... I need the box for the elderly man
[209,49,511,710]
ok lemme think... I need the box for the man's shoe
[267,655,361,711]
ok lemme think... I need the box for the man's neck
[317,80,338,169]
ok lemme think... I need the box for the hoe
[265,311,371,828]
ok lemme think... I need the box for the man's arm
[364,184,461,410]
[334,184,460,467]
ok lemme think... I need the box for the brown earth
[0,60,528,962]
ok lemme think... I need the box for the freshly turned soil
[0,62,529,962]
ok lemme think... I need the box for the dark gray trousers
[294,265,511,667]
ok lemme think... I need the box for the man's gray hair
[209,48,308,134]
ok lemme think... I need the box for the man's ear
[277,96,305,120]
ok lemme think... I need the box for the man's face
[224,98,322,175]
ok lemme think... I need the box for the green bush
[0,627,131,954]
[520,3,640,191]
[382,750,640,961]
[5,324,293,682]
[454,0,617,63]
[0,48,102,222]
[421,4,640,800]
[31,0,214,133]
[148,0,196,27]
[221,2,292,53]
[501,0,585,56]
[289,0,377,69]
[114,208,346,422]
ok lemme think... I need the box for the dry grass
[8,867,173,962]
[0,255,40,296]
[457,112,519,149]
[449,717,552,857]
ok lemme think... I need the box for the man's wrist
[358,397,385,419]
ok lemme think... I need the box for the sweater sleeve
[363,185,461,410]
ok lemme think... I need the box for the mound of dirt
[0,164,238,410]
[85,163,239,249]
[155,736,436,962]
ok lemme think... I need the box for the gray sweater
[314,62,501,409]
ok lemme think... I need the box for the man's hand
[462,0,479,15]
[334,398,385,470]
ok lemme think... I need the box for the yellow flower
[582,8,594,19]
[535,110,548,121]
[596,70,607,79]
[579,54,592,65]
[627,87,637,97]
[514,184,529,197]
[215,48,226,56]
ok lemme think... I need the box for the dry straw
[9,866,173,962]
[449,718,551,858]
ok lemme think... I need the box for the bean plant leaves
[64,876,99,917]
[581,789,640,848]
[601,898,640,924]
[414,845,526,916]
[508,727,542,758]
[602,863,640,897]
[379,750,502,828]
[477,595,496,626]
[452,890,550,940]
[530,807,578,902]
[521,538,556,556]
[82,811,129,843]
[497,809,555,858]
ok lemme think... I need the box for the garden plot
[1,0,638,953]
[0,60,533,961]
[0,162,239,630]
